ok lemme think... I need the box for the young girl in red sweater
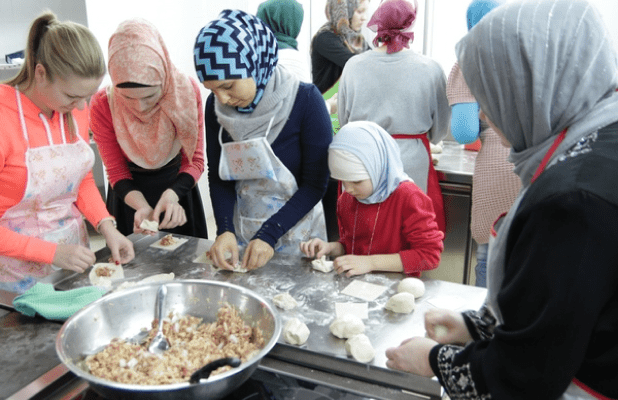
[300,121,443,277]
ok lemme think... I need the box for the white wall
[4,0,617,82]
[0,0,87,63]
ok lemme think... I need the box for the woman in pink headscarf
[90,19,208,239]
[338,0,450,234]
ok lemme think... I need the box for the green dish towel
[13,283,106,321]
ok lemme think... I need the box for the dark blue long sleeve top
[205,82,332,248]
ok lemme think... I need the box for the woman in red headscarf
[338,0,450,233]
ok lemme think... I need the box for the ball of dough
[385,292,416,314]
[282,318,310,345]
[329,313,365,339]
[311,256,334,273]
[434,324,449,340]
[345,334,375,363]
[273,293,298,310]
[397,278,425,298]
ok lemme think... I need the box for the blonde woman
[0,11,134,293]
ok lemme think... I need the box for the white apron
[218,122,327,255]
[0,87,93,288]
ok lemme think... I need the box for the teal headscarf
[257,0,304,50]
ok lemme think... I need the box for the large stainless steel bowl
[56,280,281,400]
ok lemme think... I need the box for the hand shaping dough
[196,250,247,272]
[329,313,365,339]
[397,278,425,298]
[89,263,124,287]
[385,292,416,314]
[434,324,449,340]
[273,293,298,310]
[282,318,310,345]
[345,334,375,363]
[139,219,159,232]
[311,256,334,273]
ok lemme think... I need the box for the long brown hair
[5,11,105,137]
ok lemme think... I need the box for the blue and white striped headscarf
[329,121,411,204]
[194,9,278,113]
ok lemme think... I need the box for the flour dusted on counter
[114,273,175,292]
[335,302,368,319]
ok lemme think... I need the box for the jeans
[475,242,488,288]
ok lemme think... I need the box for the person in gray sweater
[338,0,450,233]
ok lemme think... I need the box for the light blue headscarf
[329,121,410,204]
[466,0,502,30]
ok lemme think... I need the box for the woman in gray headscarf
[384,1,618,399]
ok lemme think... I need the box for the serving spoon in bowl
[148,284,170,354]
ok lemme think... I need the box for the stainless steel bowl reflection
[56,279,281,400]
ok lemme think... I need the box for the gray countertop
[2,232,487,398]
[54,233,486,367]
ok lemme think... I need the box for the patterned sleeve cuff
[431,345,491,399]
[462,304,497,341]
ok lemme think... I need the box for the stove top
[221,369,370,400]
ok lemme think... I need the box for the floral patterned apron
[218,120,326,255]
[0,87,93,291]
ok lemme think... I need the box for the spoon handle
[156,285,167,329]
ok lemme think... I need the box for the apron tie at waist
[391,133,445,234]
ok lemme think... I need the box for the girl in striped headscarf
[385,1,618,399]
[194,10,332,271]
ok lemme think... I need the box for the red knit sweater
[337,181,444,276]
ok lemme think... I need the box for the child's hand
[300,238,330,259]
[333,255,373,277]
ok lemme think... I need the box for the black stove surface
[221,369,369,400]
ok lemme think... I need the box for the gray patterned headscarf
[456,0,618,322]
[319,0,365,50]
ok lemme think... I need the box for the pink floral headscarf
[107,19,198,168]
[367,0,418,54]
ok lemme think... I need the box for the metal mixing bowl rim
[55,279,282,392]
